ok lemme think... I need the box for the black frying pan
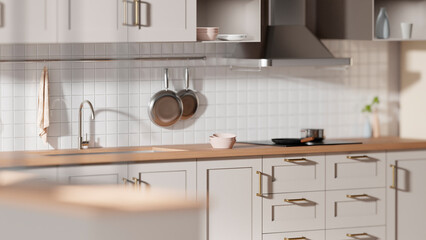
[272,137,317,145]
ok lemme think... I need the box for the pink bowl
[213,133,236,139]
[210,137,236,149]
[197,32,218,41]
[197,27,219,32]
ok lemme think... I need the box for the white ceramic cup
[401,22,413,39]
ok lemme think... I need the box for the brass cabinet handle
[284,237,307,240]
[122,0,129,26]
[123,177,136,187]
[132,177,141,190]
[284,158,307,162]
[347,155,368,159]
[256,171,263,197]
[346,194,369,198]
[284,198,307,203]
[347,233,368,237]
[134,0,141,29]
[390,164,396,189]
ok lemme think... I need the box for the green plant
[362,96,380,113]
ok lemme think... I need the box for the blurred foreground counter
[0,172,200,240]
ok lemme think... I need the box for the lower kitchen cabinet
[197,158,262,240]
[128,160,196,198]
[263,230,325,240]
[387,150,426,240]
[58,164,127,185]
[2,167,57,182]
[263,191,325,233]
[326,226,386,240]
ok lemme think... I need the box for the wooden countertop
[1,137,426,168]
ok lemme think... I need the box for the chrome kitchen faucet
[79,100,95,149]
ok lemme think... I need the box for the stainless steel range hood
[227,0,351,67]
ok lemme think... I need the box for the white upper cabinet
[0,0,57,43]
[57,0,128,43]
[128,0,196,42]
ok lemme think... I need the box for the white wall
[0,40,399,151]
[400,41,426,138]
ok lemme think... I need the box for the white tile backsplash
[0,41,399,151]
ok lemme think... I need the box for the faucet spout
[79,100,96,149]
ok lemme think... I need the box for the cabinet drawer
[263,230,325,240]
[263,155,325,194]
[263,192,325,233]
[326,188,385,229]
[326,226,385,240]
[326,152,385,190]
[58,164,127,185]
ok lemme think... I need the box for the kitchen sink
[44,148,177,157]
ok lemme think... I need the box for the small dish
[217,34,247,41]
[213,133,236,139]
[197,27,219,32]
[197,31,218,41]
[210,137,236,149]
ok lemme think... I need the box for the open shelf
[199,40,260,43]
[197,0,262,42]
[375,0,426,41]
[318,0,426,41]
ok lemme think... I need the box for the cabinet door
[197,158,262,240]
[326,152,386,190]
[387,150,426,240]
[0,0,57,43]
[128,0,196,42]
[128,160,196,198]
[58,0,127,43]
[263,155,325,194]
[58,164,127,185]
[15,167,58,182]
[0,167,57,183]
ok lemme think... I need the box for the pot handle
[300,136,315,143]
[164,68,169,90]
[185,68,189,90]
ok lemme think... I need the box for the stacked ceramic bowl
[209,133,236,149]
[197,27,219,41]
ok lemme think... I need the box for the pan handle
[164,68,169,90]
[185,68,189,90]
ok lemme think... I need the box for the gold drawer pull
[346,194,369,198]
[284,237,307,240]
[390,164,396,189]
[347,155,368,159]
[284,198,307,203]
[284,158,307,162]
[256,171,263,197]
[347,233,368,237]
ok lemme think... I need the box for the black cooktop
[243,139,363,147]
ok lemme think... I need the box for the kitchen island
[0,172,200,240]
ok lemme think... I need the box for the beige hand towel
[37,67,50,143]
